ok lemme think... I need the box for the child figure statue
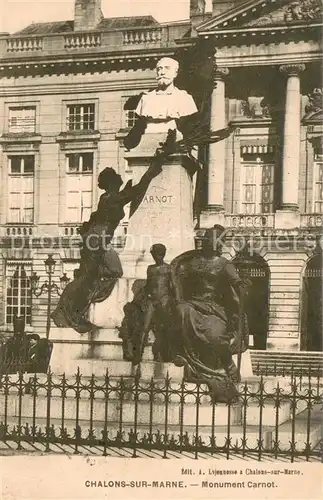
[136,243,176,365]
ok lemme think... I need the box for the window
[125,109,138,128]
[9,107,36,133]
[5,261,32,327]
[123,95,141,128]
[313,155,323,213]
[240,153,275,214]
[65,153,93,223]
[8,155,35,223]
[67,104,95,131]
[62,261,80,281]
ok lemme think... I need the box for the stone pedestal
[124,133,195,270]
[233,349,253,378]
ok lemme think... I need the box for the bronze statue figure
[118,244,178,365]
[170,226,248,403]
[51,157,163,334]
[118,280,149,362]
[138,244,176,363]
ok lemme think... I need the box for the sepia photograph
[0,0,322,498]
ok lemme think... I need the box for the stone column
[279,64,305,210]
[207,67,229,210]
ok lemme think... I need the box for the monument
[49,56,249,401]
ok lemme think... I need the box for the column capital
[279,63,306,76]
[213,66,229,83]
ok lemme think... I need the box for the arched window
[301,253,322,352]
[232,251,270,350]
[5,261,32,327]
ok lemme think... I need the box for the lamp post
[30,254,70,339]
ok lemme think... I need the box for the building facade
[0,0,322,354]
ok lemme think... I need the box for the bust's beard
[157,78,173,89]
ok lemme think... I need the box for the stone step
[49,341,155,367]
[47,360,184,379]
[1,415,274,450]
[251,350,323,375]
[0,383,295,427]
[3,406,321,453]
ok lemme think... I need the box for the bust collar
[155,84,177,95]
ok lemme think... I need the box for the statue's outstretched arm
[117,156,163,207]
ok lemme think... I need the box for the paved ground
[0,440,321,461]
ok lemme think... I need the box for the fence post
[102,369,109,456]
[31,373,37,443]
[3,374,10,441]
[273,381,281,459]
[163,373,170,459]
[241,381,248,457]
[88,374,95,442]
[45,369,52,453]
[257,375,265,461]
[60,373,67,443]
[194,382,201,460]
[145,377,153,448]
[132,369,140,458]
[74,367,81,454]
[289,377,298,463]
[305,372,313,461]
[17,370,24,451]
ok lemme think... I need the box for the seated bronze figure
[170,226,249,403]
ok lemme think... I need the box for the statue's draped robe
[172,251,247,402]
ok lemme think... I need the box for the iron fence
[0,367,322,460]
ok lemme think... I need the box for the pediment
[197,0,323,32]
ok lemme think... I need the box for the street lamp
[30,254,70,339]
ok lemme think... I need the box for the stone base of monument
[233,350,253,378]
[49,327,184,379]
[49,327,253,381]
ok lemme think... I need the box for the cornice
[0,133,42,144]
[0,49,178,76]
[199,22,323,36]
[0,78,157,97]
[216,51,321,68]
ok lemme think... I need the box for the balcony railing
[1,23,188,60]
[60,225,81,238]
[225,214,275,229]
[123,28,162,45]
[64,33,101,49]
[7,37,43,52]
[0,225,34,237]
[300,213,323,228]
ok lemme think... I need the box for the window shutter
[314,162,323,213]
[260,164,274,213]
[80,174,92,222]
[66,175,81,223]
[242,165,256,214]
[22,175,34,223]
[8,175,22,223]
